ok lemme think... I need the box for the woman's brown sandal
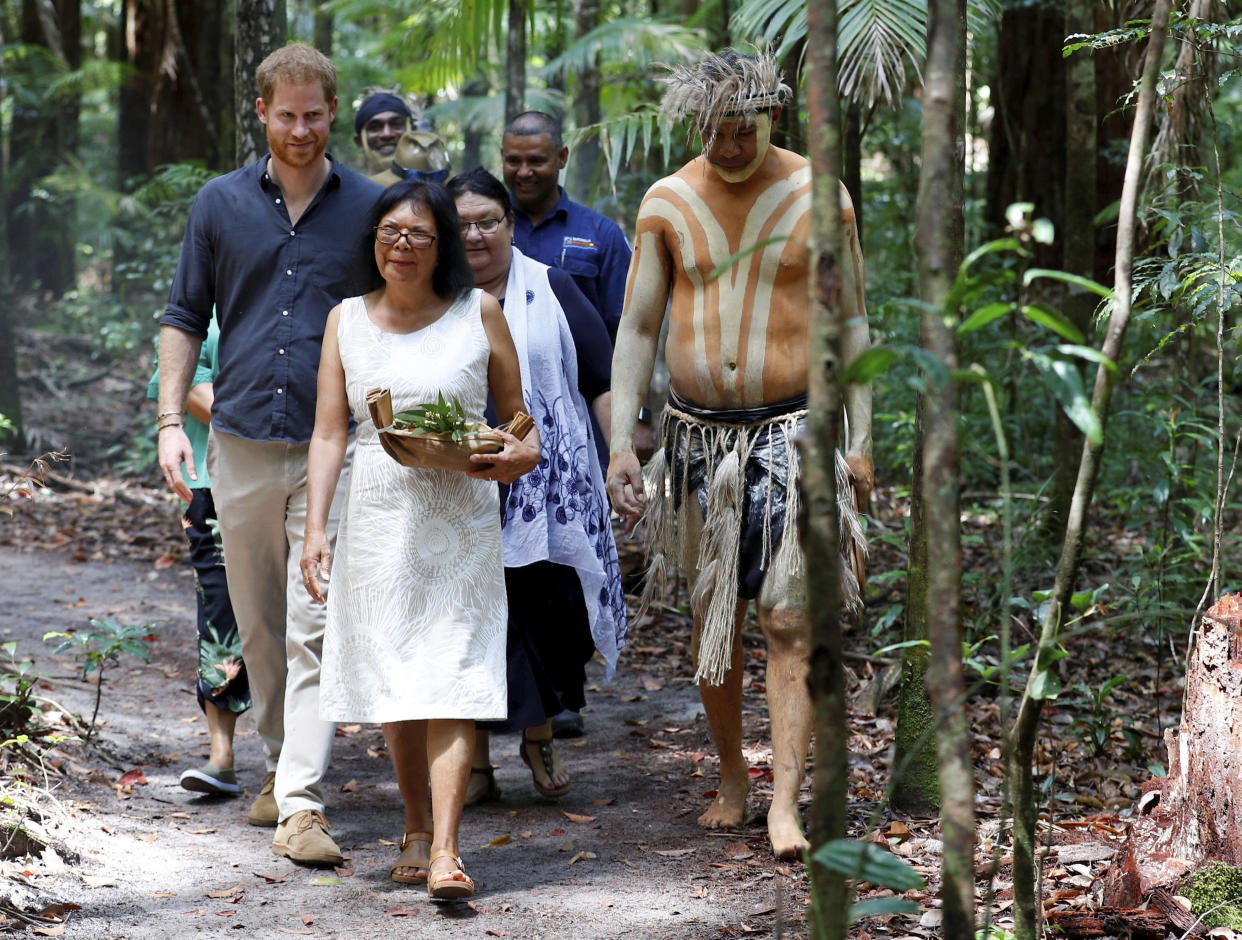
[389,831,432,884]
[520,735,571,798]
[427,849,475,900]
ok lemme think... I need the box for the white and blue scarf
[499,247,627,677]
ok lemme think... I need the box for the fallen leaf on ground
[31,926,64,937]
[340,779,358,792]
[655,848,695,858]
[550,828,566,836]
[276,930,312,936]
[333,867,353,877]
[641,676,663,691]
[520,831,532,839]
[562,811,596,824]
[488,833,512,847]
[116,768,148,787]
[205,885,246,899]
[187,829,217,835]
[82,876,116,887]
[558,839,574,852]
[336,724,362,735]
[568,852,597,866]
[134,834,157,842]
[592,798,616,807]
[33,903,80,921]
[301,915,314,926]
[724,843,754,860]
[386,907,421,917]
[309,876,342,886]
[148,892,176,899]
[169,812,191,819]
[253,872,287,884]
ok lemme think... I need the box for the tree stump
[1103,594,1242,906]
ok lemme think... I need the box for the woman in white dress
[300,179,539,899]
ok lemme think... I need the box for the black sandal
[519,735,571,798]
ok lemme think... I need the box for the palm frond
[731,0,808,60]
[572,105,673,191]
[537,17,709,83]
[838,0,926,108]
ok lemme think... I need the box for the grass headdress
[660,49,791,149]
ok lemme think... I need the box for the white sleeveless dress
[319,290,508,723]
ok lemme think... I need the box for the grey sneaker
[272,809,343,867]
[248,771,278,827]
[180,763,241,797]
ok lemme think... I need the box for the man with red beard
[156,43,383,867]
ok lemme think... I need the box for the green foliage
[44,617,157,743]
[0,642,45,736]
[393,393,485,440]
[806,838,924,935]
[40,161,214,354]
[1062,674,1136,758]
[1183,863,1242,931]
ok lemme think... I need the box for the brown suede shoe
[272,809,343,867]
[247,771,278,827]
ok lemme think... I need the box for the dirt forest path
[0,542,809,939]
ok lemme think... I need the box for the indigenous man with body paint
[606,50,873,859]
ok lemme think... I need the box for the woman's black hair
[364,179,474,299]
[445,167,514,223]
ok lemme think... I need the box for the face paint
[703,113,772,183]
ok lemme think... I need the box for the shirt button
[278,348,285,355]
[276,388,284,395]
[290,230,295,237]
[282,310,289,316]
[286,269,293,276]
[275,197,282,204]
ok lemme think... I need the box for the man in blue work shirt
[502,111,631,343]
[156,43,382,869]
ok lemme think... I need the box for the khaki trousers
[207,430,352,821]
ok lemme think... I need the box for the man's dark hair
[445,167,514,223]
[364,180,474,300]
[503,111,564,150]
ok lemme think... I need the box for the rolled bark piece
[365,387,503,472]
[1103,593,1242,906]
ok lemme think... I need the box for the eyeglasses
[459,218,504,236]
[375,225,436,248]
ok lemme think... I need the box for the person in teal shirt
[149,319,252,795]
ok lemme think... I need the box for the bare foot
[698,767,749,829]
[767,805,809,859]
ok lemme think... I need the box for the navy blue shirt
[511,187,631,344]
[161,155,384,443]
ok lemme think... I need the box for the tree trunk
[504,0,526,128]
[7,0,78,297]
[568,0,601,201]
[1051,0,1098,545]
[915,0,972,934]
[1007,7,1171,938]
[844,100,863,246]
[1104,594,1242,905]
[983,1,1065,268]
[235,0,286,166]
[0,4,21,450]
[120,0,227,179]
[802,2,849,937]
[891,423,938,815]
[312,1,331,55]
[461,76,489,175]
